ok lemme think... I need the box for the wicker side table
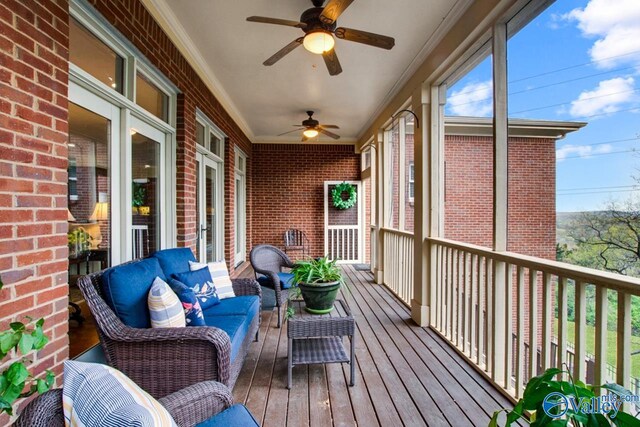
[287,298,355,389]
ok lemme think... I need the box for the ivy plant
[0,276,55,415]
[490,367,640,426]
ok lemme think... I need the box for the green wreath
[332,182,357,210]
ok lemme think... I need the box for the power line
[558,188,640,196]
[558,184,639,192]
[558,148,638,160]
[510,87,640,116]
[557,137,640,149]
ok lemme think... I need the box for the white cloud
[447,80,493,117]
[556,143,612,162]
[569,77,635,118]
[564,0,640,68]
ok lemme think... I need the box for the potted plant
[490,366,639,426]
[290,256,345,314]
[67,227,92,259]
[132,182,146,214]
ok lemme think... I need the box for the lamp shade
[90,202,109,221]
[67,209,76,222]
[303,31,335,54]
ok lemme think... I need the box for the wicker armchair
[14,381,234,427]
[250,244,295,328]
[77,269,261,399]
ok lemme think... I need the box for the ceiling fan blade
[277,127,304,136]
[319,124,339,129]
[322,48,342,76]
[246,16,307,29]
[334,27,395,50]
[301,135,309,142]
[319,0,354,25]
[318,128,340,139]
[264,38,304,66]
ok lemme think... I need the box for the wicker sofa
[14,381,260,427]
[77,248,261,398]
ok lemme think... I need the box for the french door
[196,153,222,263]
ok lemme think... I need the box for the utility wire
[557,137,640,149]
[558,148,638,160]
[558,184,639,192]
[510,87,640,116]
[558,188,640,196]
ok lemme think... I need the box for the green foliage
[0,316,54,415]
[490,368,640,427]
[291,256,344,286]
[331,182,357,210]
[132,183,147,207]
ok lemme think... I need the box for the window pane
[196,122,205,148]
[136,73,168,122]
[210,132,221,157]
[132,133,160,259]
[69,18,123,94]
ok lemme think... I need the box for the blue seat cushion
[256,272,295,289]
[202,314,252,362]
[151,248,196,278]
[203,296,259,318]
[101,258,165,328]
[195,404,259,427]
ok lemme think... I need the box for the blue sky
[446,0,640,212]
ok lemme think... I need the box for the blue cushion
[257,272,295,290]
[101,258,165,328]
[195,404,259,427]
[203,314,252,362]
[168,279,206,326]
[203,296,259,318]
[151,248,196,278]
[173,268,220,309]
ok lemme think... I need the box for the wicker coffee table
[287,298,355,389]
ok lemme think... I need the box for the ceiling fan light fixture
[303,128,319,138]
[303,30,335,54]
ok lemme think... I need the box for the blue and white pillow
[168,279,206,326]
[63,360,177,426]
[172,268,220,309]
[148,277,186,328]
[189,260,236,300]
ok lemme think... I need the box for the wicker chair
[76,267,261,399]
[283,228,309,258]
[14,381,236,427]
[250,244,295,328]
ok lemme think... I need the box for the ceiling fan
[278,111,340,141]
[247,0,395,76]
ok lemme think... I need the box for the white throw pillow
[63,360,177,427]
[148,277,186,328]
[189,260,236,299]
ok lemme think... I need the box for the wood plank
[262,313,290,427]
[233,310,273,404]
[326,361,359,426]
[309,365,332,427]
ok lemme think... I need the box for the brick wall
[87,0,253,274]
[0,0,71,421]
[444,135,556,259]
[252,144,360,258]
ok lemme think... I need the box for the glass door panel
[196,153,220,263]
[205,162,217,262]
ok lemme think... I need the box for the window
[196,110,225,158]
[69,17,124,94]
[408,162,415,202]
[234,149,247,266]
[136,72,168,122]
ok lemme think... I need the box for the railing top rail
[380,227,415,239]
[428,236,640,295]
[328,225,359,230]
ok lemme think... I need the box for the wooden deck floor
[234,265,515,426]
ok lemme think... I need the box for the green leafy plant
[132,183,147,208]
[0,276,54,415]
[67,228,92,258]
[490,367,640,426]
[331,182,357,210]
[286,257,346,319]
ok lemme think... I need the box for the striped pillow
[148,277,186,328]
[189,260,236,299]
[63,360,177,427]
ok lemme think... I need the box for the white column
[374,130,385,284]
[491,22,508,386]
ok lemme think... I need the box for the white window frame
[408,162,415,203]
[69,0,179,260]
[234,149,247,266]
[195,109,225,263]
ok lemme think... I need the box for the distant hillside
[556,211,610,247]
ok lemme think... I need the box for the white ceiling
[150,0,470,144]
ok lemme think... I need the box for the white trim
[234,149,247,266]
[324,181,364,264]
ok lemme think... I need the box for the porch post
[411,83,433,326]
[491,22,508,386]
[374,129,385,284]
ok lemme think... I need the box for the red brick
[0,209,32,223]
[16,194,51,207]
[17,223,52,237]
[16,249,53,266]
[16,164,52,180]
[15,277,52,296]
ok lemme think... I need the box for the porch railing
[381,228,414,306]
[327,225,360,263]
[429,237,639,402]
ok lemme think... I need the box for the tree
[567,195,640,277]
